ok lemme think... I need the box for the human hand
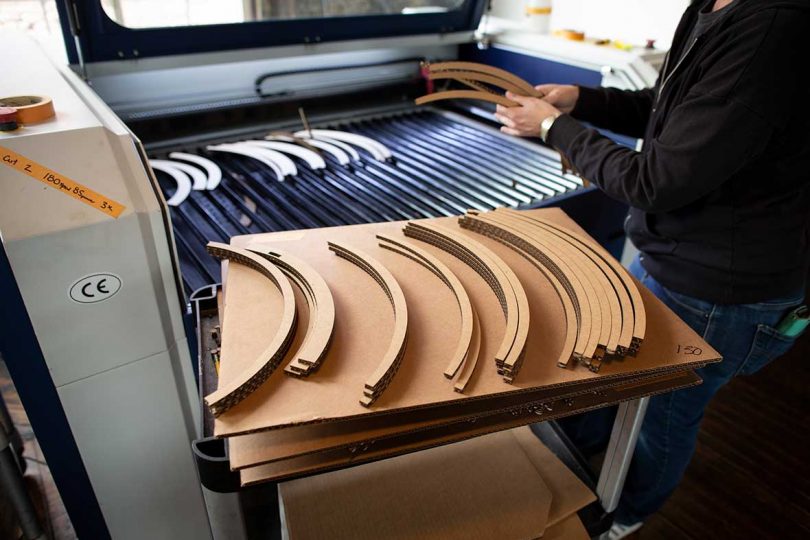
[535,84,579,114]
[495,92,561,138]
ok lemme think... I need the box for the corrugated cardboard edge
[240,370,700,486]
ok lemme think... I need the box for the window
[100,0,466,29]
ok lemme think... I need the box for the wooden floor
[0,329,808,539]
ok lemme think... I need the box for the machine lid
[56,0,487,65]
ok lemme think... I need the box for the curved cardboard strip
[302,135,361,162]
[459,214,579,370]
[428,71,538,97]
[459,212,599,366]
[250,249,336,377]
[500,208,645,355]
[426,61,541,97]
[480,212,615,359]
[415,90,518,108]
[328,242,408,407]
[403,221,529,381]
[453,307,482,393]
[157,160,207,190]
[274,137,351,166]
[498,210,627,355]
[205,242,298,417]
[231,143,297,177]
[376,234,474,380]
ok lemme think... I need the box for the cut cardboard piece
[240,370,700,485]
[327,241,409,406]
[279,429,553,540]
[377,234,475,381]
[205,244,298,417]
[227,368,696,470]
[213,208,719,437]
[250,250,336,377]
[425,61,542,97]
[402,221,530,381]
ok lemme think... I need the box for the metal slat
[401,117,564,197]
[355,121,506,209]
[437,118,583,191]
[359,118,529,206]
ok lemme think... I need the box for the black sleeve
[548,96,773,213]
[547,9,798,213]
[570,86,657,139]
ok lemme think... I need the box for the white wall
[490,0,690,49]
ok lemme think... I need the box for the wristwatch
[539,114,560,143]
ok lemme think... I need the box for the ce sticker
[69,273,122,304]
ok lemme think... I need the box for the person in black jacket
[495,0,810,537]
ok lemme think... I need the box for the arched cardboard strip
[328,242,408,407]
[205,242,298,417]
[458,213,601,367]
[426,61,541,97]
[403,222,529,381]
[497,210,627,355]
[473,211,616,358]
[250,249,336,377]
[376,234,474,381]
[500,209,645,355]
[428,70,539,98]
[415,90,518,108]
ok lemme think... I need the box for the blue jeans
[559,254,805,524]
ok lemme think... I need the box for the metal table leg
[595,397,650,518]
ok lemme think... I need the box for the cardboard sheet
[241,370,700,485]
[212,208,718,438]
[228,368,694,470]
[278,429,553,540]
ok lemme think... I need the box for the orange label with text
[0,145,125,218]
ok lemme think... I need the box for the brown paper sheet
[279,429,553,540]
[510,426,596,527]
[213,209,718,438]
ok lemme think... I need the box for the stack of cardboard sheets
[210,208,719,486]
[279,426,595,540]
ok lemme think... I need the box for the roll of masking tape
[553,29,586,41]
[0,95,55,124]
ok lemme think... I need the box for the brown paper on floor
[541,515,590,540]
[214,208,719,437]
[279,429,552,540]
[241,370,700,485]
[228,368,689,470]
[510,427,596,527]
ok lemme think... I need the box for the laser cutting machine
[0,1,664,537]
